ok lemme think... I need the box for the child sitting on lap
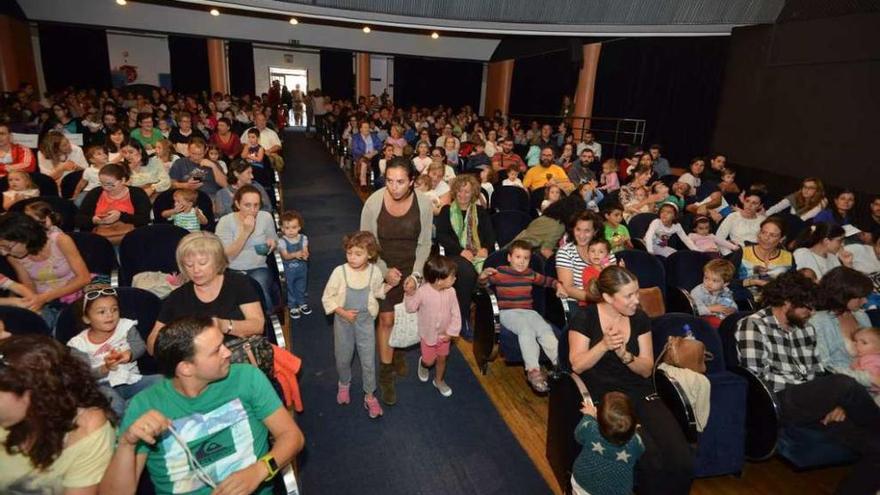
[689,258,737,327]
[404,255,461,397]
[851,327,880,406]
[161,188,207,232]
[479,240,568,393]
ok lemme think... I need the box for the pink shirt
[688,233,739,253]
[404,283,462,346]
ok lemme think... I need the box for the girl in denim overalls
[321,231,397,418]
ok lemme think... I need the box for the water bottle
[682,323,694,340]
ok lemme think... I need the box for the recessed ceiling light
[363,26,371,34]
[116,0,127,5]
[289,18,299,25]
[210,8,220,16]
[431,32,439,39]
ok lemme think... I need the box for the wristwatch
[622,352,635,365]
[260,453,279,481]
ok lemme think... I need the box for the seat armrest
[654,369,699,443]
[730,365,780,461]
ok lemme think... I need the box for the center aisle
[279,130,551,494]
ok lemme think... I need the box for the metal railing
[509,113,646,160]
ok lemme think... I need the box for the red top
[210,132,243,160]
[95,190,134,217]
[0,144,37,176]
[487,265,557,310]
[579,265,602,307]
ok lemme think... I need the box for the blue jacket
[351,132,383,160]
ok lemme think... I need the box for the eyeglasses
[83,287,117,310]
[167,425,217,489]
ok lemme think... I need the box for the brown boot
[379,363,397,406]
[392,349,409,377]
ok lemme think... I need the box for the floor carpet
[279,129,551,494]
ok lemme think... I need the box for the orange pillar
[572,43,602,140]
[356,53,371,100]
[0,15,38,93]
[206,38,228,94]
[484,59,514,117]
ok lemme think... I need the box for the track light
[210,8,220,16]
[431,32,439,39]
[289,18,299,25]
[116,0,127,5]
[363,26,371,34]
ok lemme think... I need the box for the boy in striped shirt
[162,188,208,232]
[479,240,568,393]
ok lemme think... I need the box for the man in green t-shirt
[100,317,304,495]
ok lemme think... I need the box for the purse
[388,275,421,348]
[224,335,275,375]
[660,335,713,374]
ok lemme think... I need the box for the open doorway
[269,67,308,127]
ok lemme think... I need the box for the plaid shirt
[736,307,823,392]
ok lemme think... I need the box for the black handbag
[224,335,274,376]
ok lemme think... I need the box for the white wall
[106,31,170,87]
[252,46,320,95]
[20,0,501,61]
[369,55,394,101]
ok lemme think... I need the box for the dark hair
[383,156,415,179]
[586,265,639,300]
[155,316,214,378]
[829,189,856,223]
[280,210,303,227]
[22,201,62,228]
[122,138,149,167]
[0,212,48,255]
[759,271,818,309]
[217,117,232,129]
[508,239,533,255]
[247,128,261,138]
[342,230,380,263]
[692,216,711,231]
[818,266,873,313]
[137,112,153,124]
[226,158,252,185]
[232,184,262,211]
[795,222,845,250]
[423,254,458,283]
[99,162,130,181]
[601,202,624,216]
[543,193,586,224]
[598,391,638,446]
[760,216,786,238]
[0,335,115,469]
[569,210,604,234]
[103,125,127,153]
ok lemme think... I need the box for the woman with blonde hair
[765,177,827,221]
[145,231,265,354]
[37,131,88,183]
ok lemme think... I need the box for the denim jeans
[241,267,273,312]
[102,374,164,417]
[284,262,308,308]
[498,308,558,371]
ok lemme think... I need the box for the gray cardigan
[360,189,434,277]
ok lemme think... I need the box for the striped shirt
[172,209,201,232]
[487,265,557,310]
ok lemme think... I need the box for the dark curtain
[168,36,209,94]
[393,56,482,110]
[509,49,579,117]
[593,37,729,167]
[228,41,255,97]
[39,24,111,92]
[319,50,354,101]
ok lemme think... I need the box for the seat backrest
[616,249,666,297]
[491,210,531,247]
[626,212,658,241]
[717,310,755,370]
[490,186,529,213]
[10,196,78,232]
[118,224,189,286]
[529,186,546,214]
[60,169,84,199]
[70,231,117,276]
[0,305,51,336]
[153,189,216,230]
[665,250,714,291]
[484,249,547,312]
[639,287,666,318]
[651,312,725,373]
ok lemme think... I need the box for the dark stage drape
[319,50,354,101]
[228,41,255,97]
[393,56,482,110]
[593,37,729,167]
[168,36,209,94]
[509,49,579,117]
[39,24,111,92]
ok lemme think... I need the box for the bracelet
[622,352,635,365]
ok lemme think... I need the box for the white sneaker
[289,307,301,319]
[299,304,313,315]
[417,358,430,382]
[433,380,453,397]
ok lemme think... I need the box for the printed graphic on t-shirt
[161,399,256,493]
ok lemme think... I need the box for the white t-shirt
[38,144,88,179]
[67,318,142,386]
[412,156,432,174]
[82,165,102,192]
[793,247,842,279]
[242,127,281,152]
[715,212,766,247]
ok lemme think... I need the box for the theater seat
[118,224,189,286]
[0,305,51,336]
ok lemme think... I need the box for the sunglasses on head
[83,287,117,310]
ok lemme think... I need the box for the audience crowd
[0,81,878,494]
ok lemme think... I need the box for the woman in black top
[568,266,694,495]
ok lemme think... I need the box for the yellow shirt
[523,164,572,192]
[0,420,115,494]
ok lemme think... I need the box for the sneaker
[527,369,549,394]
[364,396,384,418]
[433,380,453,397]
[289,307,301,319]
[299,304,313,315]
[336,383,350,405]
[417,358,430,382]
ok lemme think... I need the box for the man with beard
[737,272,880,495]
[490,137,526,173]
[523,146,574,193]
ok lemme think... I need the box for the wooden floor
[341,150,849,495]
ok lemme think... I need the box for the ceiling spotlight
[431,32,439,39]
[116,0,127,5]
[289,18,299,25]
[362,26,371,34]
[210,8,220,16]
